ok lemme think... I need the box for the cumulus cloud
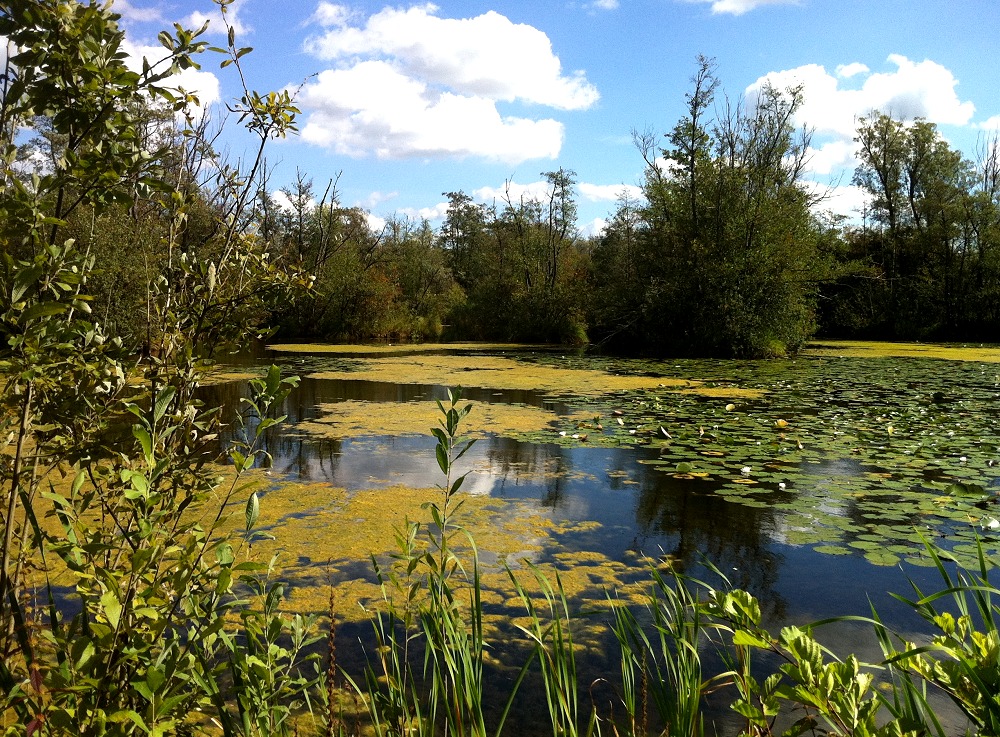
[473,179,557,205]
[399,201,451,221]
[578,183,643,203]
[114,0,166,24]
[979,115,1000,131]
[299,62,564,162]
[298,3,597,162]
[745,55,978,220]
[686,0,799,16]
[305,4,598,109]
[122,39,221,108]
[804,182,870,220]
[186,0,251,37]
[745,55,976,183]
[802,140,857,177]
[579,217,608,237]
[365,212,388,232]
[748,55,975,141]
[836,62,869,79]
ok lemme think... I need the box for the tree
[843,113,998,339]
[623,59,824,357]
[1,2,316,733]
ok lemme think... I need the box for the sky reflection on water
[202,370,945,643]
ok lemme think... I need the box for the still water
[206,344,1000,731]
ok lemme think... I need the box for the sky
[110,0,1000,235]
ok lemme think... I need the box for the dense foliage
[2,1,318,734]
[822,114,1000,340]
[7,8,999,357]
[232,60,1000,355]
[590,58,827,357]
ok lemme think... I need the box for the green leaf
[101,590,122,630]
[265,363,281,394]
[436,443,449,475]
[245,491,260,531]
[216,542,234,566]
[18,301,67,323]
[733,629,772,649]
[153,385,176,424]
[133,425,153,461]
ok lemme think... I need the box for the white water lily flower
[741,466,752,476]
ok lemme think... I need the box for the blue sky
[111,0,1000,234]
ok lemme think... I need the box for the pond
[207,341,1000,731]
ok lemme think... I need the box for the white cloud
[364,190,399,209]
[803,139,857,177]
[186,0,250,37]
[298,3,596,162]
[113,0,166,24]
[588,0,620,10]
[304,4,598,110]
[399,201,451,221]
[299,62,564,162]
[748,55,975,140]
[687,0,799,16]
[578,183,643,202]
[804,182,869,220]
[579,217,608,237]
[270,189,316,213]
[836,62,869,79]
[978,115,1000,131]
[122,39,221,108]
[473,180,556,205]
[1,35,12,70]
[366,212,387,232]
[749,56,976,219]
[309,2,353,28]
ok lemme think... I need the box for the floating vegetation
[219,340,1000,575]
[804,340,1000,362]
[305,352,764,399]
[268,341,546,355]
[243,477,645,625]
[293,399,594,440]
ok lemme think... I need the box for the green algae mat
[231,340,1000,576]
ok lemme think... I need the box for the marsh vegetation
[4,1,1000,734]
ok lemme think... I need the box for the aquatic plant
[349,389,516,737]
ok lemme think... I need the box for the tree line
[11,46,1000,360]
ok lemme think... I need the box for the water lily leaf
[946,482,987,497]
[865,551,901,566]
[813,545,852,556]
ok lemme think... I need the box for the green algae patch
[295,399,594,440]
[305,352,763,400]
[805,340,1000,362]
[237,474,659,632]
[201,368,267,385]
[268,342,545,355]
[247,479,554,620]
